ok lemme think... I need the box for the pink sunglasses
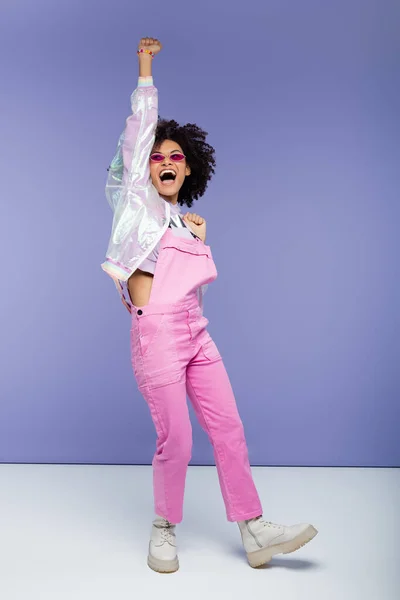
[150,152,186,163]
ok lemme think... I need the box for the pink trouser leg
[140,381,192,524]
[186,349,263,522]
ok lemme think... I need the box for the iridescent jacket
[101,76,207,313]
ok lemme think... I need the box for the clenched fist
[138,37,163,55]
[183,213,206,243]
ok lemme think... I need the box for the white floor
[0,465,399,600]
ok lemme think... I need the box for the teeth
[160,169,175,176]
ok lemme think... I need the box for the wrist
[137,50,154,62]
[138,53,153,77]
[138,52,153,60]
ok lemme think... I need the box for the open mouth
[159,169,177,186]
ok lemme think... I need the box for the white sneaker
[238,516,318,568]
[147,516,179,573]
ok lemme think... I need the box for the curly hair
[153,118,216,208]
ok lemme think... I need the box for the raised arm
[105,38,162,208]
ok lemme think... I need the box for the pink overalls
[130,228,262,524]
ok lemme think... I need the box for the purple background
[1,0,399,467]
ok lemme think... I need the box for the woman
[102,37,318,573]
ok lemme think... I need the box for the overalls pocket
[160,239,217,294]
[135,312,181,389]
[137,313,166,357]
[202,336,221,362]
[162,238,213,258]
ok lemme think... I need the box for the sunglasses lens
[150,153,164,162]
[150,152,185,162]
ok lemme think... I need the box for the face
[149,139,191,203]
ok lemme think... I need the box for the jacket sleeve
[102,76,167,283]
[105,76,158,210]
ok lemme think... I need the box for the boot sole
[246,525,318,568]
[147,553,179,573]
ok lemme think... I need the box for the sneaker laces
[252,516,280,529]
[160,527,175,545]
[155,519,176,545]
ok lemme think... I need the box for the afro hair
[153,118,216,208]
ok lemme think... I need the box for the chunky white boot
[238,516,318,568]
[147,516,179,573]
